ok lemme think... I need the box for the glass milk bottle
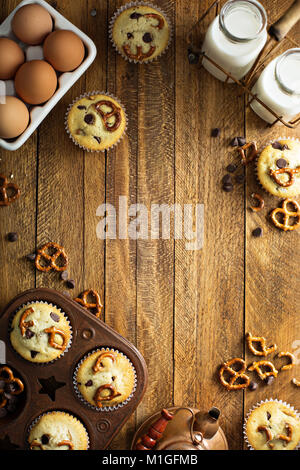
[201,0,267,82]
[250,49,300,124]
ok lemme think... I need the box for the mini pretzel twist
[246,332,277,357]
[250,193,265,212]
[44,326,68,350]
[0,174,21,206]
[270,198,300,231]
[94,100,122,132]
[35,242,68,272]
[94,384,121,407]
[93,352,117,373]
[57,440,74,450]
[0,366,24,395]
[270,167,300,187]
[74,289,103,318]
[143,13,165,29]
[122,44,156,61]
[19,307,34,337]
[248,360,278,380]
[219,358,250,390]
[277,352,295,371]
[257,425,272,443]
[238,142,258,165]
[278,423,293,444]
[30,441,44,450]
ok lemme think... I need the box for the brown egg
[0,96,29,139]
[15,60,57,105]
[43,30,85,72]
[0,38,25,80]
[12,4,53,45]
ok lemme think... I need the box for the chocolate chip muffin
[66,93,127,152]
[28,411,89,450]
[110,4,170,63]
[256,139,300,197]
[10,302,72,363]
[75,349,136,409]
[245,400,300,450]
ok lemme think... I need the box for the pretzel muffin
[245,400,300,450]
[10,302,72,363]
[28,411,89,450]
[66,93,127,152]
[110,3,171,63]
[256,139,300,197]
[74,349,136,410]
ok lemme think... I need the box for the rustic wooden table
[0,0,299,451]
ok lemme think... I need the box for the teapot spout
[193,407,221,439]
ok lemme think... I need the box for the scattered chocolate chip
[127,33,134,39]
[66,279,75,289]
[94,136,101,144]
[0,407,7,418]
[84,114,95,125]
[252,227,263,237]
[7,232,18,242]
[25,329,35,339]
[26,253,36,261]
[226,163,237,173]
[30,351,38,359]
[248,381,258,391]
[41,434,50,445]
[222,174,232,185]
[237,137,246,146]
[282,144,290,150]
[4,383,16,394]
[230,137,239,147]
[187,50,199,64]
[211,128,221,138]
[50,312,60,323]
[60,271,68,281]
[272,141,283,150]
[85,380,93,387]
[235,174,245,184]
[223,183,234,192]
[6,400,17,413]
[143,32,153,43]
[267,412,271,420]
[77,105,86,110]
[265,376,274,386]
[112,376,116,381]
[0,380,5,389]
[90,8,97,17]
[130,12,142,19]
[276,158,288,169]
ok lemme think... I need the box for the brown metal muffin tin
[0,288,148,450]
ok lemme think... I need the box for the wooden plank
[0,0,37,312]
[174,0,246,450]
[244,0,300,446]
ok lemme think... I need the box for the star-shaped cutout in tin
[38,376,66,401]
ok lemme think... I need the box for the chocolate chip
[252,227,263,237]
[267,412,271,420]
[276,158,288,169]
[84,114,95,125]
[230,137,239,147]
[41,434,50,445]
[25,329,35,339]
[226,163,237,173]
[4,383,16,394]
[265,376,274,386]
[222,174,232,185]
[94,136,101,144]
[7,232,18,242]
[112,376,116,381]
[50,312,60,323]
[77,105,86,110]
[60,271,68,281]
[237,137,246,146]
[282,144,290,150]
[0,380,5,389]
[130,12,142,19]
[143,32,153,43]
[127,33,134,39]
[66,279,75,289]
[272,141,283,150]
[211,128,221,138]
[30,351,38,359]
[85,380,93,387]
[248,381,258,391]
[26,253,36,261]
[223,183,234,192]
[90,8,97,17]
[6,400,17,413]
[235,174,245,184]
[187,50,199,64]
[0,407,7,418]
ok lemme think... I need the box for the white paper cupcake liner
[243,398,300,450]
[27,410,90,450]
[73,347,137,412]
[109,1,173,64]
[9,300,73,366]
[65,91,128,153]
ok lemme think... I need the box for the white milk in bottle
[201,0,267,82]
[250,48,300,124]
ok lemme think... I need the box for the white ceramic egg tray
[0,0,97,151]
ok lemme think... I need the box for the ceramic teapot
[132,406,228,450]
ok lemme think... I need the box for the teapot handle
[135,409,174,450]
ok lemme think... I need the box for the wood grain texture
[0,0,299,451]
